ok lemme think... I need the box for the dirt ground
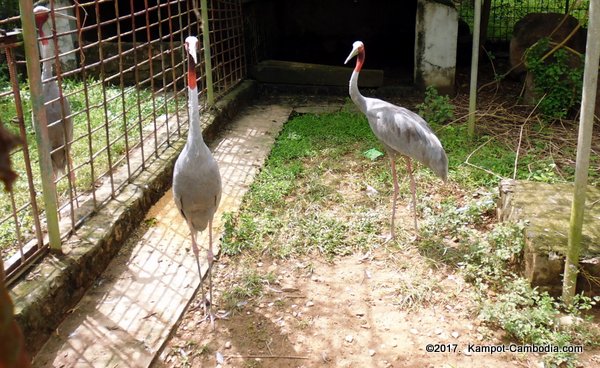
[151,245,600,368]
[150,70,600,368]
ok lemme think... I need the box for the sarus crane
[345,41,448,238]
[33,5,75,180]
[173,36,222,328]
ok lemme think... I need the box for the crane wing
[364,97,448,180]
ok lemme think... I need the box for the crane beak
[185,36,199,64]
[33,5,77,21]
[344,44,360,64]
[55,12,77,21]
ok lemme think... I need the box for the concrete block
[250,60,384,88]
[498,179,600,296]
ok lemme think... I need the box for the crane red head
[184,36,199,90]
[33,5,76,45]
[344,41,365,71]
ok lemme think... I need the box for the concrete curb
[11,80,258,355]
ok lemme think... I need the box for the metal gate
[0,0,245,285]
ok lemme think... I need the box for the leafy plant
[525,38,584,121]
[416,86,455,125]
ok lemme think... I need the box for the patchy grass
[221,269,276,312]
[0,77,184,255]
[220,104,600,367]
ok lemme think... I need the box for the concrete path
[31,101,298,367]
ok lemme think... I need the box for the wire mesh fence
[0,0,245,285]
[457,0,590,43]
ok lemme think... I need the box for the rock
[409,328,419,335]
[557,314,583,327]
[305,301,314,307]
[451,331,460,338]
[509,13,585,77]
[345,335,354,343]
[369,349,376,356]
[434,328,443,335]
[225,341,232,349]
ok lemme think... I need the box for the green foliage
[363,147,384,161]
[221,111,382,259]
[221,108,599,367]
[0,77,183,253]
[526,38,584,122]
[416,86,455,125]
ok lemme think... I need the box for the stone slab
[32,102,296,367]
[250,59,384,88]
[498,179,600,295]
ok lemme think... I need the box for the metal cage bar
[1,0,246,285]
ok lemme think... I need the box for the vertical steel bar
[114,0,132,180]
[563,0,600,306]
[200,0,214,105]
[130,0,146,170]
[5,46,44,250]
[157,1,171,147]
[48,0,77,229]
[19,0,61,251]
[176,0,187,136]
[143,0,159,158]
[95,0,116,197]
[75,3,97,208]
[7,191,25,262]
[468,0,482,139]
[167,0,182,139]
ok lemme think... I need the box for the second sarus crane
[345,41,448,238]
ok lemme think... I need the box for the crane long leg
[207,218,215,330]
[389,154,399,239]
[405,156,418,231]
[189,226,207,315]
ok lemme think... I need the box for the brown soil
[152,248,600,368]
[151,72,600,368]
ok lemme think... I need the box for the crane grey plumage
[34,5,75,179]
[173,36,222,327]
[345,41,448,237]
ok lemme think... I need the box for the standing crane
[344,41,448,238]
[33,5,75,181]
[173,36,222,327]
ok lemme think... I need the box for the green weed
[221,270,275,311]
[417,86,455,125]
[526,38,584,122]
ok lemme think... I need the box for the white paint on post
[414,0,458,93]
[468,0,482,138]
[562,0,600,305]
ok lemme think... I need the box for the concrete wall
[414,0,458,94]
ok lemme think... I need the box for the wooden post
[19,0,61,252]
[562,0,600,306]
[467,0,481,138]
[200,0,214,105]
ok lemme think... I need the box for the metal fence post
[200,0,214,105]
[18,0,61,252]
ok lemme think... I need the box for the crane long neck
[187,54,205,147]
[349,50,368,114]
[38,26,54,80]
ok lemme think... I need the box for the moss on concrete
[498,179,600,295]
[10,80,258,355]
